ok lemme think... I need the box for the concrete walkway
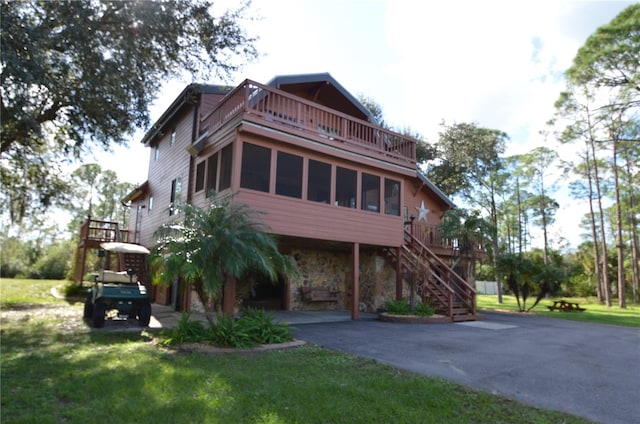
[149,305,377,327]
[290,311,640,424]
[94,304,375,330]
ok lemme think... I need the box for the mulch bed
[377,312,450,324]
[176,340,307,354]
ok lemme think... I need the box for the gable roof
[267,73,375,123]
[122,181,149,204]
[417,171,456,209]
[141,83,232,147]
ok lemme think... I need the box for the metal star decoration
[416,200,429,222]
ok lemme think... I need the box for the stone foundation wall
[187,247,410,314]
[358,251,398,312]
[289,248,349,310]
[289,247,399,313]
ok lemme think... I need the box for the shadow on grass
[2,316,594,424]
[1,320,241,422]
[1,302,67,311]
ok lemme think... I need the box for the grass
[1,279,595,423]
[477,294,640,327]
[0,278,74,307]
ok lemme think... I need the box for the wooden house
[77,73,477,321]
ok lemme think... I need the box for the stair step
[452,314,478,322]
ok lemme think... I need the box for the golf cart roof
[100,242,150,255]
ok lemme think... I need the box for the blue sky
[92,0,635,249]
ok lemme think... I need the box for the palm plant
[150,196,297,324]
[438,208,493,287]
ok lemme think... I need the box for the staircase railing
[78,219,122,244]
[404,228,476,317]
[399,245,455,318]
[74,218,131,283]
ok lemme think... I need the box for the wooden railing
[403,228,476,319]
[407,222,486,256]
[79,219,123,244]
[199,80,417,164]
[74,219,135,283]
[120,230,131,243]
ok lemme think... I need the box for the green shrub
[163,309,294,348]
[211,314,255,348]
[241,307,293,345]
[164,312,212,345]
[61,282,88,298]
[384,299,435,316]
[29,240,74,280]
[384,299,411,314]
[414,302,436,317]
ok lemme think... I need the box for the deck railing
[79,219,123,244]
[403,229,476,317]
[199,80,416,164]
[407,222,485,255]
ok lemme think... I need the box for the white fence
[476,281,499,295]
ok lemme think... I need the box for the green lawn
[1,279,595,423]
[477,294,640,327]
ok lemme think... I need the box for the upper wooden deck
[199,79,417,169]
[408,222,486,259]
[77,218,131,248]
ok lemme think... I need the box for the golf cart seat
[99,270,138,284]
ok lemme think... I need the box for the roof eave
[140,84,233,147]
[122,181,149,203]
[417,171,456,209]
[266,72,375,122]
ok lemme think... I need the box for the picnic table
[547,300,585,312]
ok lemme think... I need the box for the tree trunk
[584,145,603,302]
[612,138,626,308]
[541,206,549,266]
[516,178,524,255]
[194,281,216,326]
[490,193,503,303]
[590,131,611,306]
[623,142,640,303]
[409,282,417,311]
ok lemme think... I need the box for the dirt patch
[1,303,89,334]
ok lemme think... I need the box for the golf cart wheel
[92,302,106,328]
[137,302,151,327]
[83,292,93,318]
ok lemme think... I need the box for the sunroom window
[276,151,303,198]
[241,142,271,192]
[335,166,357,208]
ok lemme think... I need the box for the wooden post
[223,277,237,316]
[284,277,291,311]
[396,246,403,300]
[352,242,360,320]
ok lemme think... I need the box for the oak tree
[1,0,258,223]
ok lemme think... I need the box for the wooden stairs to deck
[72,218,138,284]
[120,252,148,286]
[383,230,478,322]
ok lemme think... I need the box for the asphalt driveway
[291,311,640,424]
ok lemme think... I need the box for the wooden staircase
[119,252,148,286]
[72,218,135,284]
[384,229,477,322]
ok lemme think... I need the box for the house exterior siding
[123,75,465,316]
